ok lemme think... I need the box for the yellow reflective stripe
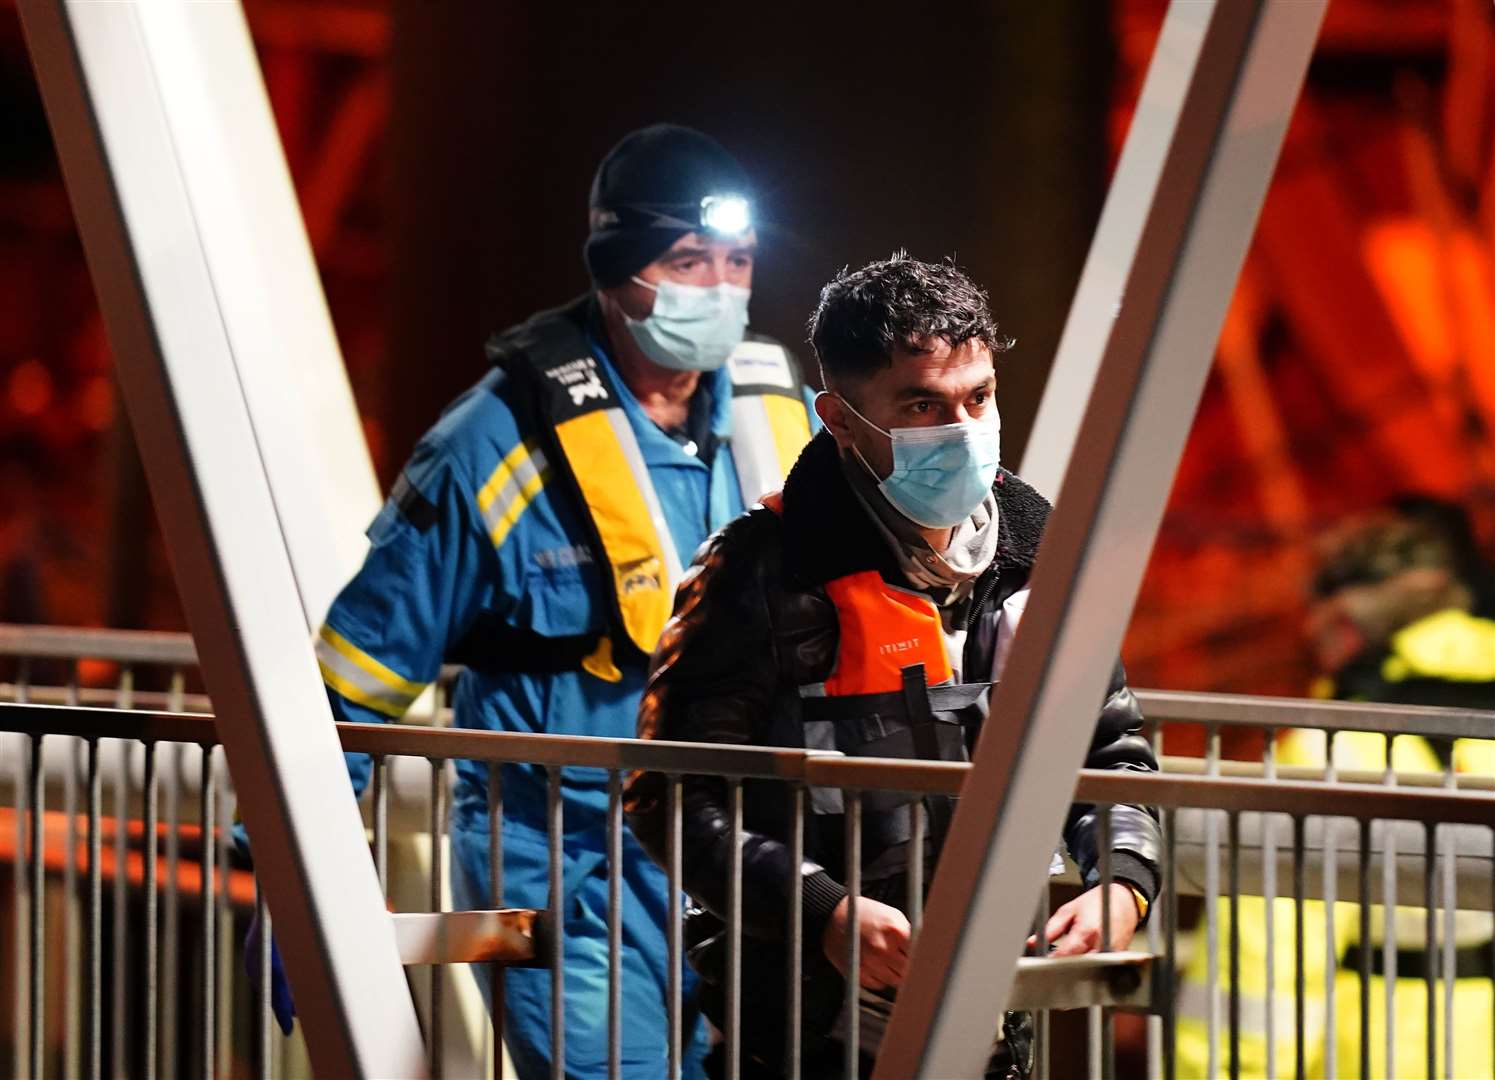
[1454,738,1495,777]
[555,409,673,654]
[1384,608,1495,683]
[763,393,813,480]
[315,626,427,718]
[317,660,409,718]
[477,439,550,549]
[318,624,425,698]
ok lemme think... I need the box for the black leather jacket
[625,431,1161,1063]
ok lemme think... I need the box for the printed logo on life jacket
[878,638,922,656]
[617,555,663,595]
[544,356,609,407]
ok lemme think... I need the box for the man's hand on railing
[244,905,296,1035]
[822,896,912,989]
[1027,883,1140,957]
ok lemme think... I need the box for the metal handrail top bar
[0,704,834,780]
[1136,688,1495,740]
[0,624,198,665]
[802,756,1495,826]
[1078,770,1495,828]
[334,721,836,779]
[7,702,1495,825]
[2,623,1492,740]
[0,701,216,743]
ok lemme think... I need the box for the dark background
[381,3,1110,476]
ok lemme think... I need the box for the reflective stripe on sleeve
[477,438,550,549]
[315,624,428,718]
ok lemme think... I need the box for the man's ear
[814,390,856,451]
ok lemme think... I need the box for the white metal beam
[875,2,1327,1075]
[17,2,425,1073]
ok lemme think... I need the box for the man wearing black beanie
[304,123,817,1079]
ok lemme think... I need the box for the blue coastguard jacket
[317,320,817,838]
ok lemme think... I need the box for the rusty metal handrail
[7,702,1495,826]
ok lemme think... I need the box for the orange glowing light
[8,360,54,418]
[78,374,115,432]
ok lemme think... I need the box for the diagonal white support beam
[18,2,425,1073]
[875,2,1327,1075]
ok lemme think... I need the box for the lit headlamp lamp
[590,193,752,236]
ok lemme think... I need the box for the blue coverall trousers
[452,818,709,1080]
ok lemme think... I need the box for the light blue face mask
[841,396,1002,529]
[625,277,751,372]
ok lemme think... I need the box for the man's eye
[910,401,932,414]
[730,256,753,270]
[971,391,989,406]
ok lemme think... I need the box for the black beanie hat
[584,124,753,288]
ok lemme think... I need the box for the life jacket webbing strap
[553,406,683,655]
[729,393,813,505]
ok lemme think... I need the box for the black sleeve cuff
[1108,851,1159,924]
[801,869,848,951]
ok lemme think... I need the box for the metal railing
[3,626,1495,1079]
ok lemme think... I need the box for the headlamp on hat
[589,193,752,237]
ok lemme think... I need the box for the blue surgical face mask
[624,277,751,372]
[839,396,1001,529]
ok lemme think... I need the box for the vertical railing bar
[1147,805,1162,1080]
[112,665,134,1075]
[488,764,504,1079]
[161,673,186,1080]
[1441,821,1455,1080]
[372,754,388,896]
[1321,732,1336,1080]
[547,765,565,1080]
[1204,727,1221,1080]
[787,784,804,1080]
[216,768,233,1080]
[11,706,28,1077]
[1382,737,1397,1077]
[607,770,623,1080]
[1162,806,1178,1080]
[1087,1006,1102,1080]
[62,664,81,1080]
[1358,818,1372,1080]
[1424,820,1437,1080]
[29,732,45,1080]
[1098,803,1114,1080]
[1036,866,1052,1080]
[1262,728,1277,1080]
[1227,809,1240,1080]
[87,736,103,1080]
[908,799,925,938]
[200,744,216,1080]
[13,659,31,1080]
[429,757,447,1080]
[844,791,862,1080]
[727,779,745,1080]
[667,775,682,1080]
[1292,814,1305,1080]
[1441,757,1457,1080]
[144,740,159,1080]
[256,885,272,1080]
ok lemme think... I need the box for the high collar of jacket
[778,430,1050,588]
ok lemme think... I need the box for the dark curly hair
[807,252,1013,385]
